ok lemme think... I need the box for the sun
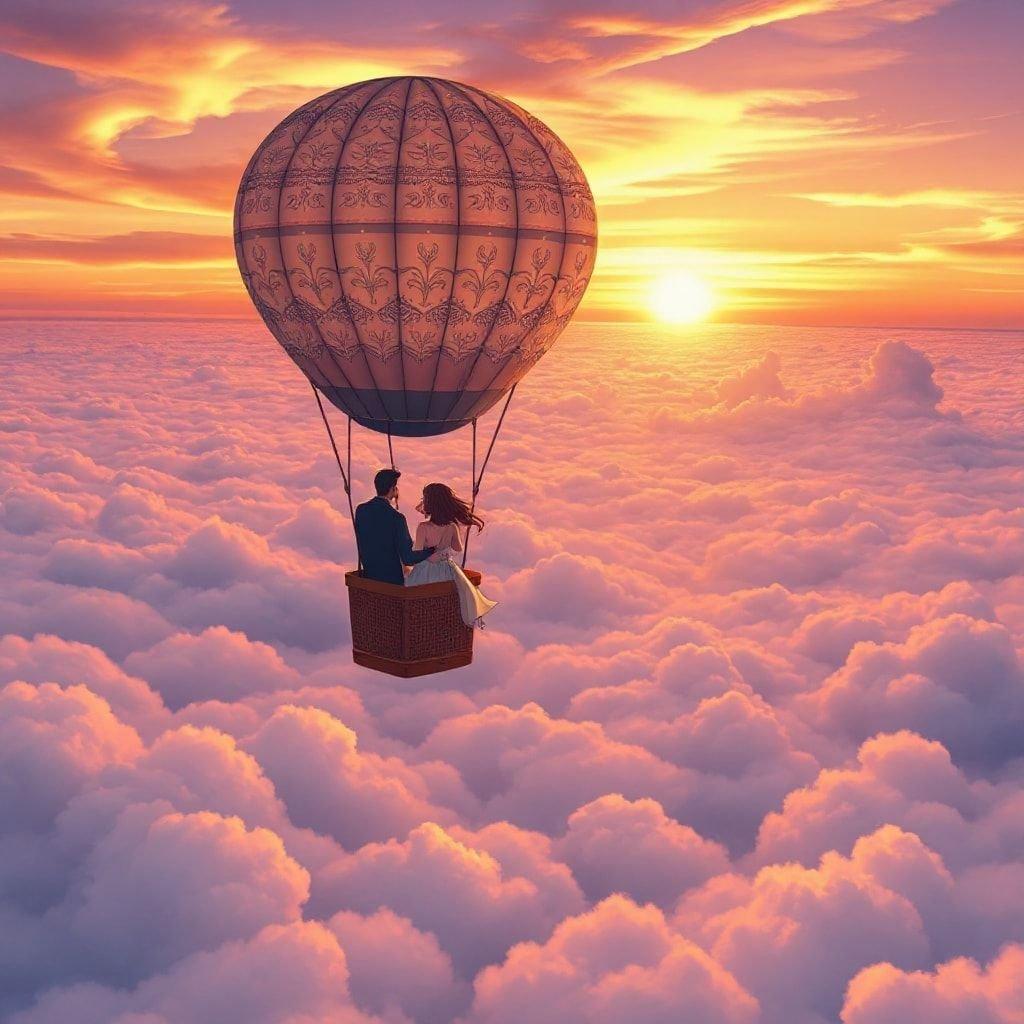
[649,270,716,325]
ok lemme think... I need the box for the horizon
[3,315,1024,332]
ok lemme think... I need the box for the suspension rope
[311,383,360,570]
[462,418,477,569]
[386,426,399,509]
[462,385,516,568]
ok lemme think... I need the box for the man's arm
[353,504,366,567]
[395,512,434,565]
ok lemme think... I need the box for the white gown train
[404,550,497,628]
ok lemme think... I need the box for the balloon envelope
[235,77,597,436]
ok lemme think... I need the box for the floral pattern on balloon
[234,76,596,436]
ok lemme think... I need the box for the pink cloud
[11,921,375,1024]
[96,483,198,545]
[42,537,151,592]
[657,341,952,440]
[716,351,789,408]
[490,643,654,716]
[0,633,165,734]
[500,552,662,634]
[124,626,301,709]
[0,681,141,832]
[842,943,1024,1024]
[795,608,887,666]
[448,820,585,916]
[140,725,289,833]
[556,794,729,906]
[70,804,309,983]
[420,702,687,833]
[246,704,457,850]
[0,585,174,660]
[468,895,758,1024]
[753,730,979,868]
[1,483,86,535]
[271,498,355,563]
[801,614,1024,766]
[327,907,465,1023]
[314,821,583,976]
[163,517,274,589]
[677,832,932,1023]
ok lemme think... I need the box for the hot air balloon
[234,76,597,675]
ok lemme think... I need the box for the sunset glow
[649,270,716,324]
[0,1,1019,327]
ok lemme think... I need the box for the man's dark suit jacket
[354,496,434,585]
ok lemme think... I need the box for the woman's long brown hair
[421,483,484,531]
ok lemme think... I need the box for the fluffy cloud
[327,908,464,1023]
[271,498,355,563]
[660,341,952,442]
[716,351,789,408]
[124,626,301,709]
[96,483,197,545]
[1,483,86,535]
[71,804,309,984]
[420,702,687,833]
[246,704,458,850]
[0,585,174,660]
[500,553,661,635]
[314,821,584,976]
[801,614,1024,766]
[138,725,290,832]
[555,795,730,906]
[11,921,375,1024]
[753,730,980,869]
[0,682,142,832]
[467,896,758,1024]
[164,517,274,589]
[841,943,1024,1024]
[677,832,932,1023]
[0,633,165,733]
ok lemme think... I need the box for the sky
[0,0,1021,327]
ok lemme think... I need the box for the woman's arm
[413,522,426,551]
[400,517,433,565]
[449,524,463,552]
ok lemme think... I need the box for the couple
[354,468,497,628]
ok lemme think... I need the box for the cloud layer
[2,318,1024,1022]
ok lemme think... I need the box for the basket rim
[345,568,482,598]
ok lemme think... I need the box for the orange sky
[0,0,1020,328]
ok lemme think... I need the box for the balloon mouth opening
[351,417,473,438]
[313,385,511,437]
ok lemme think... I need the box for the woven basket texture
[349,582,474,660]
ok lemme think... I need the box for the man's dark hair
[374,468,401,496]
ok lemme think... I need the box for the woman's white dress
[405,522,497,628]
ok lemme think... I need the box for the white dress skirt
[405,548,498,628]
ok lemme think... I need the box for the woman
[406,483,497,628]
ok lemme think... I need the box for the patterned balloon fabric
[235,77,598,436]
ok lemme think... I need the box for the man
[354,468,435,585]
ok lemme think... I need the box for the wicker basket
[345,569,482,677]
